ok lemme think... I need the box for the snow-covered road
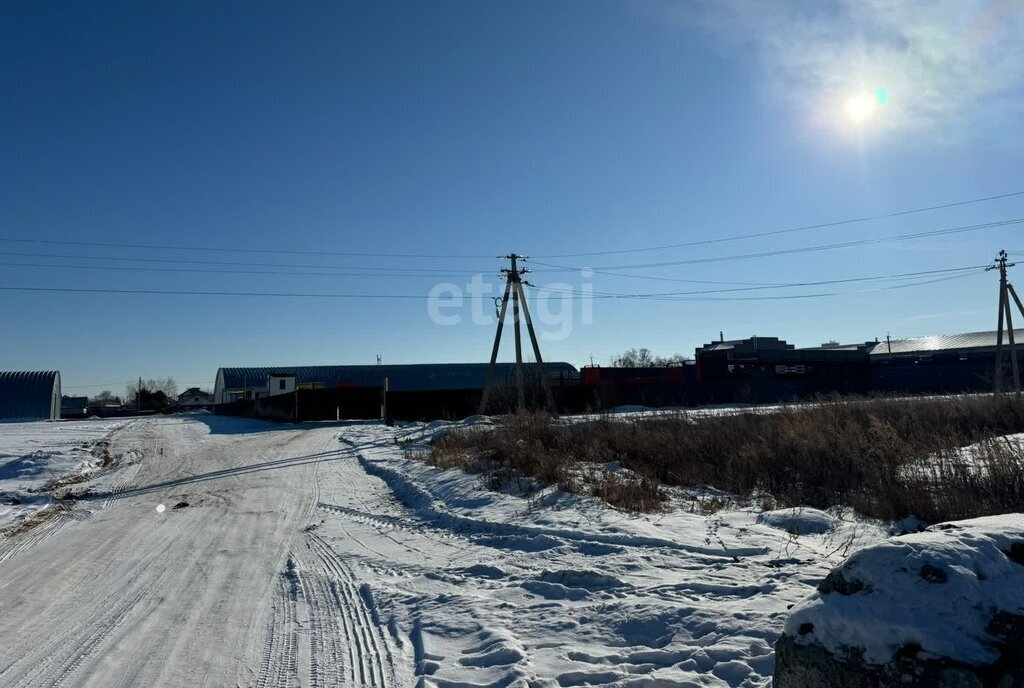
[0,415,887,687]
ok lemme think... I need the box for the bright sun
[845,93,876,122]
[843,88,889,125]
[839,88,888,126]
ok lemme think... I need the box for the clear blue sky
[2,0,1022,395]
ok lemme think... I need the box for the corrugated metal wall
[215,363,578,403]
[0,371,61,421]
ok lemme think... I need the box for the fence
[215,383,595,424]
[216,387,384,423]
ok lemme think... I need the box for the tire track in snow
[307,532,399,687]
[1,423,143,565]
[100,461,143,509]
[48,590,149,688]
[0,511,70,563]
[346,437,769,560]
[292,552,347,688]
[0,525,182,688]
[254,572,300,688]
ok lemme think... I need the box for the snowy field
[0,414,899,686]
[0,418,136,530]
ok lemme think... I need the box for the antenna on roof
[376,354,382,366]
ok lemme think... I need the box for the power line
[4,191,1019,262]
[537,265,986,299]
[529,218,1024,272]
[532,264,979,287]
[0,265,985,302]
[63,380,211,390]
[534,190,1024,258]
[0,250,483,274]
[528,269,985,301]
[0,286,475,299]
[3,217,1012,285]
[0,237,493,260]
[0,261,487,280]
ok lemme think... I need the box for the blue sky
[2,0,1023,395]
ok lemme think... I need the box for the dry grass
[427,394,1024,521]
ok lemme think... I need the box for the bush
[427,394,1024,521]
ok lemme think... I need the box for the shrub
[427,394,1024,521]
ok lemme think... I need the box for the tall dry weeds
[427,394,1024,520]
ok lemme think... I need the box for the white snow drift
[784,513,1024,666]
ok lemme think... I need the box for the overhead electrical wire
[0,265,988,302]
[0,287,469,299]
[2,190,1020,261]
[63,380,211,390]
[0,261,486,280]
[528,218,1024,272]
[528,268,986,301]
[0,259,785,286]
[0,238,494,260]
[0,250,486,274]
[531,265,986,299]
[533,190,1024,258]
[3,217,1017,283]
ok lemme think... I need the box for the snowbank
[783,514,1024,666]
[0,419,132,528]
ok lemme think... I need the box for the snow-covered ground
[784,514,1024,667]
[0,414,897,686]
[0,418,135,530]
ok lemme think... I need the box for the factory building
[866,330,1024,360]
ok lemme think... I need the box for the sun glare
[844,93,877,123]
[843,88,888,126]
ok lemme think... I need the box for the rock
[775,514,1024,687]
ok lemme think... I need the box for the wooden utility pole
[478,254,555,414]
[989,250,1022,394]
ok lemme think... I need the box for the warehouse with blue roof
[214,363,578,405]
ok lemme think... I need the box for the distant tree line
[609,348,690,367]
[88,390,121,406]
[123,377,179,412]
[84,378,212,415]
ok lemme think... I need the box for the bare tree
[89,390,121,405]
[125,377,179,403]
[611,348,689,367]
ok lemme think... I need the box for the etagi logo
[426,270,594,342]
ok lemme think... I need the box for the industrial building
[0,371,62,421]
[214,363,579,405]
[690,329,1024,401]
[694,336,874,380]
[866,330,1024,360]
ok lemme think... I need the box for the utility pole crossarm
[992,250,1021,394]
[478,253,556,414]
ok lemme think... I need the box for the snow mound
[758,508,836,535]
[0,419,133,528]
[537,569,625,590]
[784,513,1024,666]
